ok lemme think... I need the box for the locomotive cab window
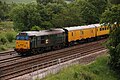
[16,33,29,40]
[16,35,29,40]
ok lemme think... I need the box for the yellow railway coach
[64,24,110,43]
[94,24,110,37]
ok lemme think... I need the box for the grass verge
[0,41,15,52]
[39,55,119,80]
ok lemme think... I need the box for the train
[14,23,110,56]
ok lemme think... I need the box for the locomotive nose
[15,40,30,49]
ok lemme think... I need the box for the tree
[37,2,69,29]
[31,26,41,31]
[110,0,120,4]
[87,0,109,15]
[100,4,120,72]
[101,5,120,25]
[73,0,99,24]
[46,3,68,27]
[10,3,42,31]
[36,0,65,5]
[62,3,84,26]
[0,1,10,21]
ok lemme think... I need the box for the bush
[107,27,120,73]
[5,32,16,42]
[0,36,8,44]
[0,45,7,51]
[30,26,41,31]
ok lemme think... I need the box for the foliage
[0,45,7,51]
[40,55,119,80]
[51,2,85,27]
[0,21,14,30]
[0,1,10,21]
[0,41,15,52]
[110,0,120,4]
[0,30,17,44]
[5,32,16,42]
[0,31,16,51]
[36,0,65,5]
[106,27,120,72]
[72,0,99,24]
[101,4,120,24]
[0,0,36,4]
[87,0,109,15]
[31,26,41,31]
[0,35,8,45]
[9,0,110,31]
[10,3,42,31]
[100,4,120,73]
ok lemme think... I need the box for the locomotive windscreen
[16,33,29,40]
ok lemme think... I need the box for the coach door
[31,36,37,48]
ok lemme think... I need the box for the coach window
[107,27,109,30]
[100,28,102,31]
[72,32,74,36]
[80,31,84,35]
[105,27,107,30]
[102,28,104,30]
[106,27,108,30]
[91,30,93,33]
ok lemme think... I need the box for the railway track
[0,39,107,80]
[0,50,16,56]
[0,56,22,64]
[0,50,19,63]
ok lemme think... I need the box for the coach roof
[64,24,101,31]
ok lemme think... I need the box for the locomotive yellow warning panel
[16,40,30,49]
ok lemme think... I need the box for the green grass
[39,55,119,80]
[0,0,36,4]
[0,41,15,51]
